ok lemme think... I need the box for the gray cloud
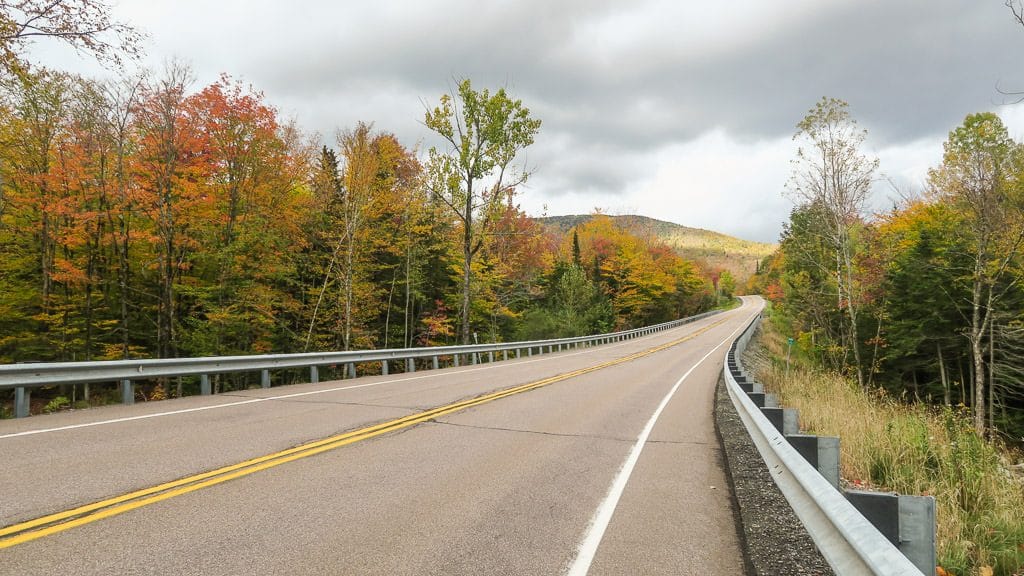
[33,0,1024,241]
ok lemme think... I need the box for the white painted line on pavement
[565,307,761,576]
[0,313,735,440]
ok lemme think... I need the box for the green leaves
[423,78,541,343]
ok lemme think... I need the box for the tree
[133,61,208,358]
[184,75,311,358]
[928,112,1024,436]
[787,97,878,389]
[873,200,971,403]
[0,0,142,73]
[0,69,74,360]
[424,79,541,344]
[718,270,736,300]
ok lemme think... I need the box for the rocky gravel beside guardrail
[715,373,834,575]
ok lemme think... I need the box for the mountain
[537,214,776,284]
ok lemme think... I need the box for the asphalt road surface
[1,297,764,575]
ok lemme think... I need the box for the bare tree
[0,0,143,73]
[1008,0,1024,26]
[787,97,878,389]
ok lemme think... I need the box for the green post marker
[786,337,794,377]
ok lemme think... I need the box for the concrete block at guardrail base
[844,490,936,576]
[761,407,799,435]
[785,434,840,488]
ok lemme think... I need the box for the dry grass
[753,321,1024,576]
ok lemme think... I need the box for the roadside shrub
[42,396,70,413]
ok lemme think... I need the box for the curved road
[1,297,763,575]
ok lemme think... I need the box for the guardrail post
[844,490,936,575]
[15,386,29,417]
[527,348,532,357]
[121,379,134,404]
[899,494,937,575]
[503,350,508,361]
[381,361,389,375]
[747,391,766,408]
[200,375,211,396]
[471,353,478,365]
[261,370,271,389]
[736,380,759,394]
[432,356,439,370]
[310,366,319,383]
[346,363,355,379]
[454,354,460,367]
[786,434,840,488]
[406,358,415,373]
[761,407,799,435]
[489,351,494,363]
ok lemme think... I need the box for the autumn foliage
[0,68,722,384]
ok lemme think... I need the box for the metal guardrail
[1,309,723,417]
[724,314,925,575]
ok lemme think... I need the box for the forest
[749,98,1024,442]
[0,67,725,377]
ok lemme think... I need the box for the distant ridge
[537,214,776,283]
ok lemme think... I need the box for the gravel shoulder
[714,367,834,575]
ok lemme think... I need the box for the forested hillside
[0,69,727,378]
[540,214,775,284]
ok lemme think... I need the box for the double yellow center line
[0,317,727,549]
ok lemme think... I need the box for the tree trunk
[404,243,411,348]
[343,238,354,351]
[989,319,995,433]
[937,342,950,406]
[461,183,473,345]
[970,270,986,436]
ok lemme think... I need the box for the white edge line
[564,306,760,576]
[0,314,732,440]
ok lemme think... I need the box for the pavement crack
[646,439,712,446]
[219,393,417,412]
[429,419,634,443]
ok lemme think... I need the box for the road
[1,297,763,575]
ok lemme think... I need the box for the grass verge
[753,316,1024,576]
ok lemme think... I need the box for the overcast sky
[32,0,1024,242]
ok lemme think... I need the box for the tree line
[0,66,726,377]
[750,98,1024,441]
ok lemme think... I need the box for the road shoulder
[714,374,834,576]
